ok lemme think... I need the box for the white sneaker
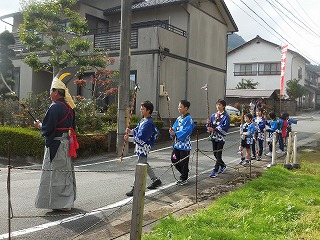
[266,152,272,157]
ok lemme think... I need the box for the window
[316,94,320,104]
[234,64,257,76]
[258,62,281,75]
[12,67,20,97]
[298,67,302,79]
[130,70,137,114]
[86,14,109,34]
[130,70,137,90]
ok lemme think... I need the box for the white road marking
[0,129,241,239]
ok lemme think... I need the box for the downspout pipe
[225,32,232,98]
[181,3,190,100]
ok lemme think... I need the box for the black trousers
[212,141,225,172]
[171,148,190,181]
[252,139,264,157]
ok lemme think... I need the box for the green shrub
[75,99,118,133]
[0,126,44,159]
[154,119,164,129]
[0,126,115,160]
[103,103,118,123]
[77,133,108,156]
[130,115,164,130]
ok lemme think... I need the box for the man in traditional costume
[34,67,79,211]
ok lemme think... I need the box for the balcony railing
[92,20,186,51]
[10,20,186,53]
[234,71,258,76]
[11,32,28,53]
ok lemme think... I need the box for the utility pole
[117,0,132,156]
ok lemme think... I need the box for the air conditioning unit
[159,84,165,96]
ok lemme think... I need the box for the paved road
[0,112,319,239]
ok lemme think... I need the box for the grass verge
[143,148,320,240]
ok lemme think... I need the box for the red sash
[56,102,79,158]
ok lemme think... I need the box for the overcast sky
[1,0,319,65]
[225,0,320,65]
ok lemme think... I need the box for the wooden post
[284,132,292,169]
[8,142,11,240]
[268,132,277,168]
[130,164,147,240]
[117,0,132,156]
[196,130,198,204]
[292,132,300,169]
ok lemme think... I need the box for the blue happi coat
[171,113,195,151]
[132,117,158,157]
[253,116,266,140]
[207,112,230,143]
[241,122,255,145]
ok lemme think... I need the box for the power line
[261,0,319,64]
[229,0,284,44]
[284,0,320,33]
[265,0,319,46]
[272,0,320,39]
[239,0,306,55]
[239,0,290,43]
[293,0,320,32]
[252,0,292,41]
[230,0,319,65]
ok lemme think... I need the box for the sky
[1,0,319,65]
[224,0,320,65]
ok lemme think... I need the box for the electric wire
[230,0,284,44]
[253,0,319,46]
[293,0,320,32]
[231,0,320,65]
[270,0,320,39]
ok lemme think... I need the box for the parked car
[225,106,240,116]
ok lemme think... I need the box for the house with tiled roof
[1,0,238,122]
[226,35,319,110]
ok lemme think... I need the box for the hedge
[0,126,113,161]
[0,126,44,160]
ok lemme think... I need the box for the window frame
[234,63,257,76]
[258,62,281,75]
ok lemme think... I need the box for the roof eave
[216,0,238,33]
[0,12,22,20]
[103,0,188,16]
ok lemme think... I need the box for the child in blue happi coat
[239,113,255,165]
[124,101,161,196]
[265,112,281,157]
[169,100,195,185]
[251,108,266,161]
[207,99,230,178]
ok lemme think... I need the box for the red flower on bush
[104,88,118,95]
[74,95,85,101]
[74,79,87,87]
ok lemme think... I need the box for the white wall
[12,59,33,99]
[227,40,307,95]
